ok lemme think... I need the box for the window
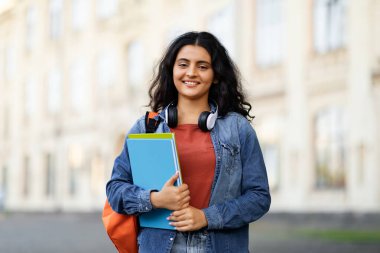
[3,106,9,139]
[49,0,63,39]
[45,153,55,197]
[97,49,117,88]
[257,116,283,191]
[47,68,62,114]
[313,0,347,53]
[68,145,83,196]
[0,166,7,210]
[25,78,37,118]
[70,61,88,113]
[72,0,89,31]
[22,156,30,198]
[96,0,117,18]
[208,2,237,59]
[127,42,145,89]
[90,154,105,196]
[0,48,4,83]
[255,0,285,67]
[69,167,77,196]
[0,166,7,194]
[314,107,346,189]
[262,144,280,191]
[5,46,16,82]
[26,6,37,50]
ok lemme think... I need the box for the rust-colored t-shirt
[171,124,216,209]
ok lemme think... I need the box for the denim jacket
[106,105,271,253]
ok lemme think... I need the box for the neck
[176,98,210,125]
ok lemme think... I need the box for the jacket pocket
[220,142,240,174]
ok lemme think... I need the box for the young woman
[106,31,271,253]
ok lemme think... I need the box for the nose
[186,65,197,77]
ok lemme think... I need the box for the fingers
[168,207,208,232]
[168,184,189,202]
[170,221,191,231]
[164,172,180,187]
[179,187,190,200]
[180,196,190,209]
[156,178,190,210]
[177,185,190,209]
[168,210,189,228]
[166,183,190,209]
[170,209,186,218]
[171,191,190,210]
[178,183,188,191]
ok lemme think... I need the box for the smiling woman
[106,31,271,253]
[172,45,214,123]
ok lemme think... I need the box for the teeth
[184,81,197,85]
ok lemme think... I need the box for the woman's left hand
[168,206,208,231]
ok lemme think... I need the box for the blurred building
[0,0,379,212]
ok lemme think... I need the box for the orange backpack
[102,112,161,253]
[102,200,138,253]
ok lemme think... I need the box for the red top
[171,124,216,209]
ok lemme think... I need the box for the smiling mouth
[183,81,199,87]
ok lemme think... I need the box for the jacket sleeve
[106,117,155,215]
[203,117,271,229]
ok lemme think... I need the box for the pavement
[0,211,379,253]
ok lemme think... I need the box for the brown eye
[178,62,188,68]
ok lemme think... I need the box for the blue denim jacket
[106,106,271,253]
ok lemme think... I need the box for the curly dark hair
[148,31,254,120]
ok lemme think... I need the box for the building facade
[0,0,379,212]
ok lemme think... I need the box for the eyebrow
[176,58,211,65]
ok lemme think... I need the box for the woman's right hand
[150,172,190,211]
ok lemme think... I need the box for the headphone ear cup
[167,106,178,128]
[198,111,211,132]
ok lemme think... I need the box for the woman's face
[172,45,214,103]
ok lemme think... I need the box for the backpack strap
[145,111,161,133]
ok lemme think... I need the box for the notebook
[127,133,181,230]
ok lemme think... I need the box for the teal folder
[127,133,182,230]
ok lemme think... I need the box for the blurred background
[0,0,379,252]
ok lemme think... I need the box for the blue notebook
[127,133,182,230]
